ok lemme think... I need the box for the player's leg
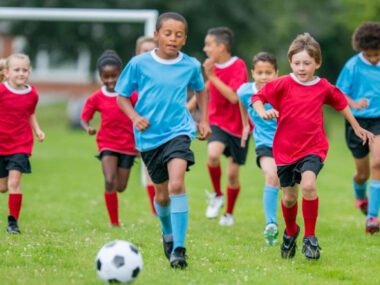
[260,155,280,245]
[366,136,380,233]
[101,153,120,226]
[143,163,156,215]
[7,170,23,234]
[0,156,8,193]
[116,154,135,193]
[0,177,7,193]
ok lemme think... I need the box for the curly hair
[352,22,380,51]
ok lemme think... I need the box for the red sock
[302,197,319,237]
[8,193,23,220]
[281,201,298,236]
[146,184,156,215]
[208,164,222,196]
[104,192,119,226]
[226,186,240,214]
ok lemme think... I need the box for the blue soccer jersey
[337,53,380,118]
[237,82,276,148]
[115,50,205,152]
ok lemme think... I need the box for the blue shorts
[0,154,31,178]
[208,125,249,165]
[97,150,136,169]
[141,135,194,184]
[277,155,323,188]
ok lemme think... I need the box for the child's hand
[133,116,150,131]
[87,127,96,136]
[36,130,45,142]
[203,58,215,77]
[197,121,211,140]
[354,127,375,145]
[262,109,279,120]
[351,98,369,110]
[240,124,251,147]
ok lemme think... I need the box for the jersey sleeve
[188,60,205,92]
[237,84,251,110]
[81,94,97,122]
[325,83,348,111]
[115,59,139,98]
[336,61,353,97]
[229,60,248,91]
[251,80,279,108]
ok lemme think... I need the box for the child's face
[5,57,31,89]
[251,61,278,89]
[154,19,187,59]
[137,41,157,55]
[362,49,380,65]
[203,35,223,62]
[99,65,121,92]
[289,50,320,82]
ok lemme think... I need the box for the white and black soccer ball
[96,240,143,284]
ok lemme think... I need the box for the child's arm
[80,120,96,136]
[30,114,45,142]
[341,106,374,144]
[187,95,197,112]
[203,58,238,104]
[239,101,250,147]
[252,101,279,120]
[195,89,211,140]
[117,96,149,131]
[344,95,369,110]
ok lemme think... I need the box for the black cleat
[281,225,300,259]
[162,234,173,260]
[7,215,21,234]
[302,236,321,260]
[170,247,187,269]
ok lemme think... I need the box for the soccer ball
[96,240,143,284]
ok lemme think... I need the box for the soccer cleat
[162,234,174,260]
[264,223,278,245]
[7,215,21,234]
[280,225,300,259]
[365,217,380,234]
[170,247,187,269]
[219,213,235,226]
[355,197,368,216]
[302,236,321,260]
[205,192,224,219]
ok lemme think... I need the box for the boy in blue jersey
[238,52,279,245]
[337,21,380,234]
[116,12,211,269]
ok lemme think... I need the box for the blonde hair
[6,53,31,69]
[287,33,322,65]
[135,36,157,54]
[0,58,6,82]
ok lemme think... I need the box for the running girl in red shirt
[252,33,374,260]
[0,53,45,234]
[81,50,137,227]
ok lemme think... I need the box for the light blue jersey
[237,82,276,148]
[115,50,205,152]
[336,53,380,118]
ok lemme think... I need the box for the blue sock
[154,201,172,235]
[368,180,380,218]
[353,180,367,200]
[170,193,188,251]
[263,185,279,225]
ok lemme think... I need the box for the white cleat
[219,213,235,226]
[205,191,224,219]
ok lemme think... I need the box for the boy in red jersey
[252,33,374,260]
[203,27,250,226]
[81,50,137,227]
[0,53,45,234]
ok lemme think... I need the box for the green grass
[0,103,379,285]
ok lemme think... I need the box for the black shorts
[0,154,31,178]
[255,146,273,168]
[277,155,323,188]
[208,125,249,165]
[345,118,380,159]
[97,150,136,169]
[141,135,195,184]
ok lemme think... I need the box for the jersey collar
[4,82,32,94]
[290,73,320,86]
[150,49,183,65]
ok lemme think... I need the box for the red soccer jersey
[208,57,249,137]
[0,82,38,156]
[252,74,348,165]
[81,87,137,155]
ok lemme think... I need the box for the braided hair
[96,50,122,72]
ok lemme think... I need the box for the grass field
[0,102,379,285]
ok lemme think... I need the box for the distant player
[81,50,137,227]
[116,12,211,269]
[237,52,279,245]
[0,53,45,234]
[0,57,6,82]
[203,27,250,226]
[336,22,380,233]
[252,33,374,260]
